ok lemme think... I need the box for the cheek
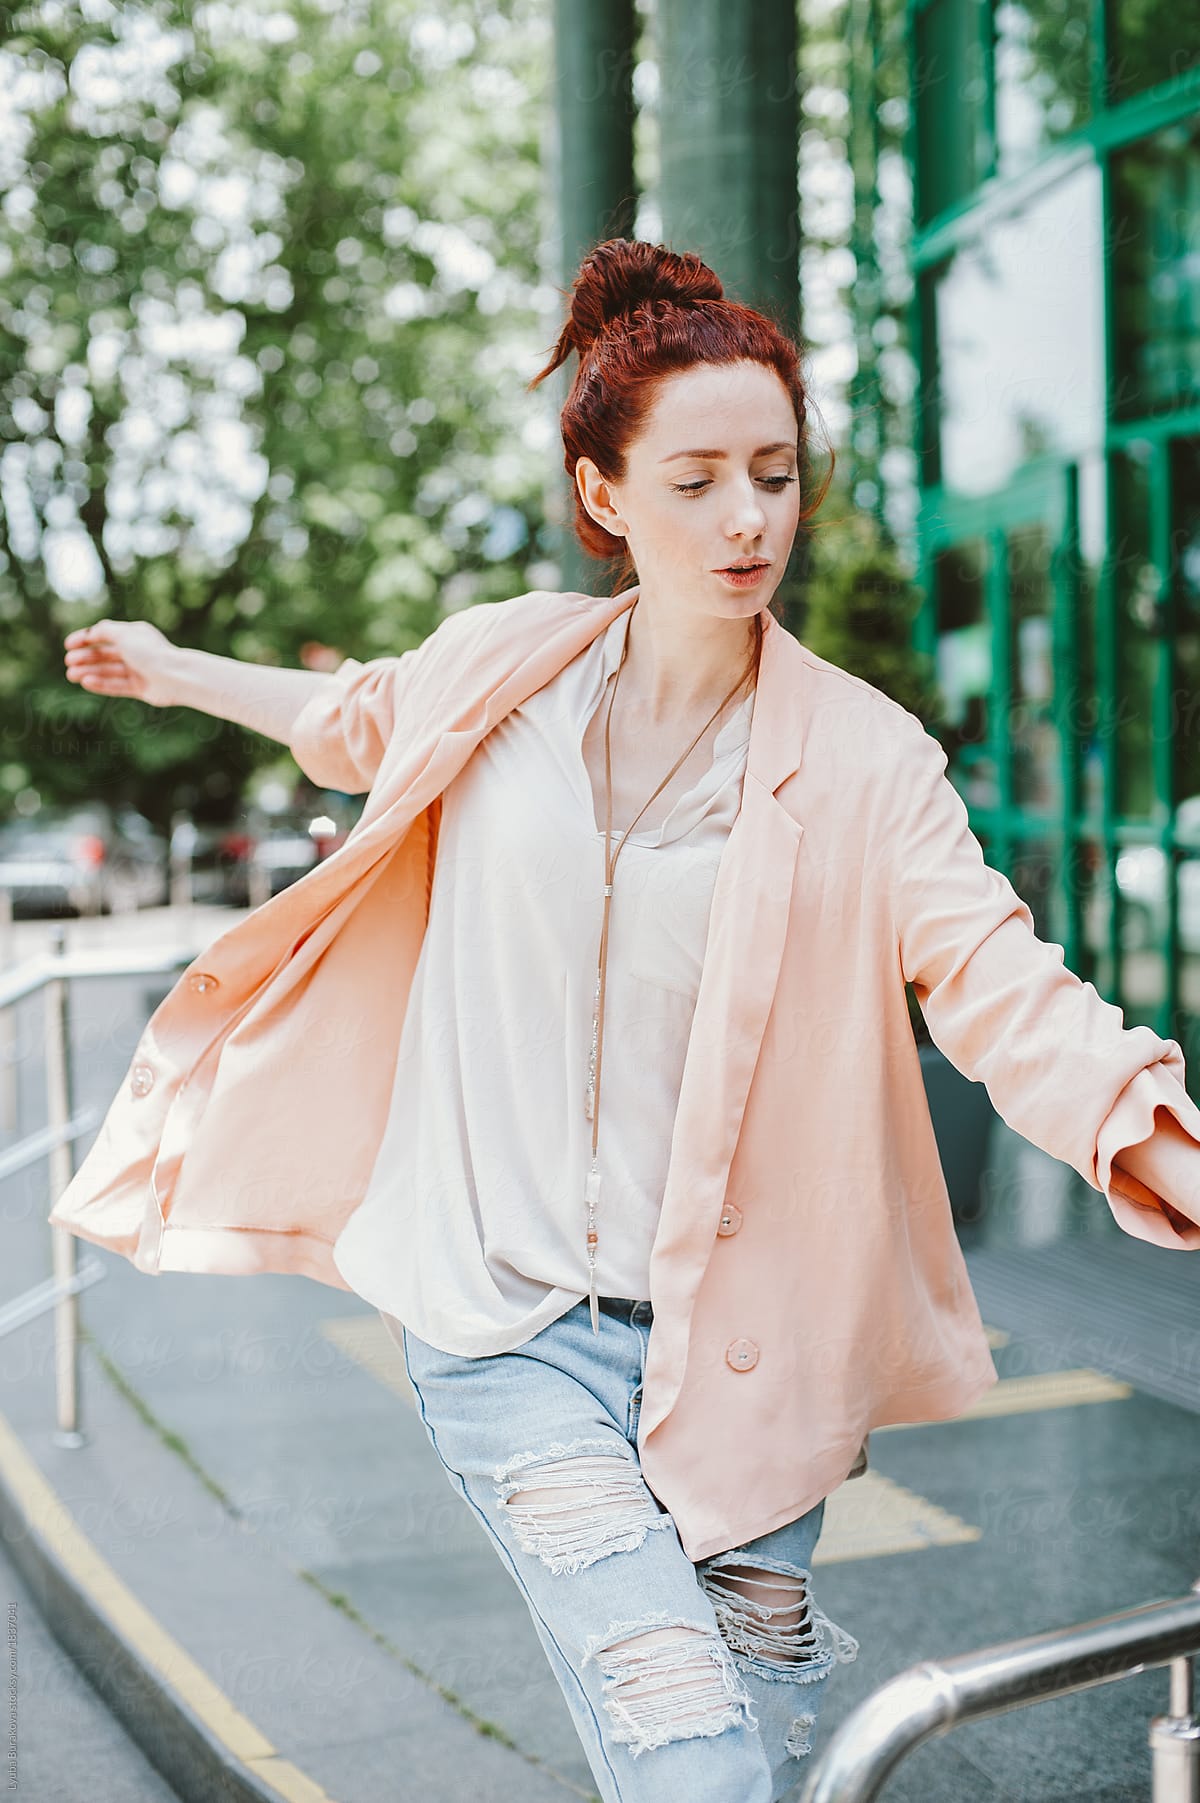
[643,504,702,553]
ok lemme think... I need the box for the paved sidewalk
[0,1283,589,1803]
[2,906,1199,1802]
[0,1527,179,1802]
[3,908,593,1802]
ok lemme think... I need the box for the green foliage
[0,0,555,825]
[802,509,944,730]
[801,505,946,1047]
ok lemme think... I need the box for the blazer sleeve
[288,654,409,794]
[890,718,1200,1249]
[286,601,502,794]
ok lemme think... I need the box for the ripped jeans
[395,1294,860,1803]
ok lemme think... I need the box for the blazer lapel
[641,608,807,1439]
[356,585,641,847]
[261,585,644,927]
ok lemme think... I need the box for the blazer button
[130,1062,155,1097]
[187,971,220,994]
[716,1203,743,1236]
[726,1338,759,1372]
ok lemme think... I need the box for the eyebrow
[658,441,796,463]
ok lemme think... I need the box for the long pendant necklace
[582,605,760,1333]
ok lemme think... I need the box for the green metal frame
[903,0,1199,1053]
[911,465,1066,851]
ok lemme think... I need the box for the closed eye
[672,476,797,496]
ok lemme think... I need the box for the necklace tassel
[585,1163,601,1333]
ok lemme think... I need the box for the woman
[59,239,1200,1803]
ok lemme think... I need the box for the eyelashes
[671,476,798,497]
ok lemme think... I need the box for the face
[575,359,802,621]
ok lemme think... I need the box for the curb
[0,1408,331,1803]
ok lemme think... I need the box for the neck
[618,594,760,725]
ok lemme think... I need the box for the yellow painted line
[0,1410,336,1803]
[318,1316,985,1566]
[876,1367,1133,1434]
[815,1469,981,1565]
[321,1319,1133,1572]
[321,1315,1131,1432]
[320,1314,416,1405]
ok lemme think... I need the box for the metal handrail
[800,1580,1200,1802]
[0,1108,99,1183]
[0,943,200,1010]
[0,916,202,1447]
[0,1259,107,1338]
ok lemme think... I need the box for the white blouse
[331,606,755,1357]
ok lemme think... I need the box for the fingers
[65,654,125,679]
[65,646,119,664]
[65,658,131,689]
[63,623,135,695]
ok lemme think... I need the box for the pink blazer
[49,586,1200,1561]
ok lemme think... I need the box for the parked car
[167,801,356,909]
[169,818,256,908]
[0,804,169,917]
[245,810,347,899]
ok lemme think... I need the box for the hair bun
[567,238,724,355]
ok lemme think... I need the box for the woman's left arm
[889,716,1200,1250]
[1097,1068,1200,1240]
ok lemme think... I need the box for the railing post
[248,859,271,911]
[169,812,195,910]
[44,924,86,1449]
[0,884,14,1132]
[1150,1627,1200,1803]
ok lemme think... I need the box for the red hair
[528,237,834,610]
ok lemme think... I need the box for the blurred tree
[0,0,555,826]
[798,0,918,552]
[802,505,943,727]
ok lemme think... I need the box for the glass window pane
[918,271,941,486]
[915,0,990,223]
[1077,832,1109,981]
[1172,435,1200,1059]
[934,538,996,797]
[929,162,1104,495]
[1170,438,1200,803]
[1118,861,1168,1031]
[1180,822,1200,1057]
[1108,0,1200,106]
[1011,834,1062,943]
[1009,522,1062,814]
[1112,443,1157,820]
[994,0,1091,178]
[1112,119,1200,421]
[1076,453,1104,822]
[1083,846,1170,1032]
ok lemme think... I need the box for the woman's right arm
[67,591,507,793]
[63,619,335,747]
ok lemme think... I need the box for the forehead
[636,361,796,450]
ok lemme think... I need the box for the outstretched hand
[63,619,179,709]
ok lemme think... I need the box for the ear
[575,457,628,539]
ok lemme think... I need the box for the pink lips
[716,563,769,587]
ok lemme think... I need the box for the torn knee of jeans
[580,1612,759,1757]
[698,1557,860,1681]
[785,1709,819,1758]
[492,1437,674,1575]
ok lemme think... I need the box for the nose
[725,477,768,540]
